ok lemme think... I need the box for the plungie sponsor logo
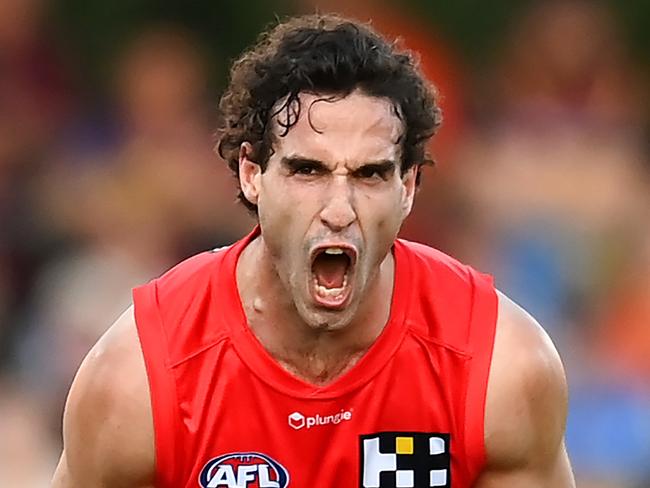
[288,409,353,430]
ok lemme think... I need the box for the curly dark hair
[216,13,442,212]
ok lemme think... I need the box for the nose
[319,176,357,232]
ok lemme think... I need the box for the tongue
[313,254,348,289]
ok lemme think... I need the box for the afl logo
[198,452,290,488]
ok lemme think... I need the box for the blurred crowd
[0,0,648,486]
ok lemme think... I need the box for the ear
[238,142,262,206]
[401,165,417,218]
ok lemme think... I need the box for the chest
[172,343,473,488]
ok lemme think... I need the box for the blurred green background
[51,0,650,87]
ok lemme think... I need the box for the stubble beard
[291,279,357,332]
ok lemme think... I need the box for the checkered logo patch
[359,432,451,487]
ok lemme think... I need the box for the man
[52,14,575,487]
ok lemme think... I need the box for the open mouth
[310,245,357,309]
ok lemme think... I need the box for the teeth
[316,284,345,298]
[313,275,348,300]
[324,247,344,255]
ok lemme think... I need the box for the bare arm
[51,307,155,488]
[474,292,576,487]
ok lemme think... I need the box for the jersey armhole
[463,270,499,479]
[133,282,180,488]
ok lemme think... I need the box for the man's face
[240,90,416,330]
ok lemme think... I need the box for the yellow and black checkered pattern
[359,432,451,487]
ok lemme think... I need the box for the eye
[355,164,392,181]
[357,167,382,179]
[295,164,319,175]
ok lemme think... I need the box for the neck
[236,235,395,385]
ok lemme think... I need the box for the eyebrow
[280,156,397,174]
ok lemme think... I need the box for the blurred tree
[50,0,295,95]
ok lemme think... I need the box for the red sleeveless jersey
[133,228,498,488]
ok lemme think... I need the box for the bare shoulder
[474,291,575,487]
[51,306,155,488]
